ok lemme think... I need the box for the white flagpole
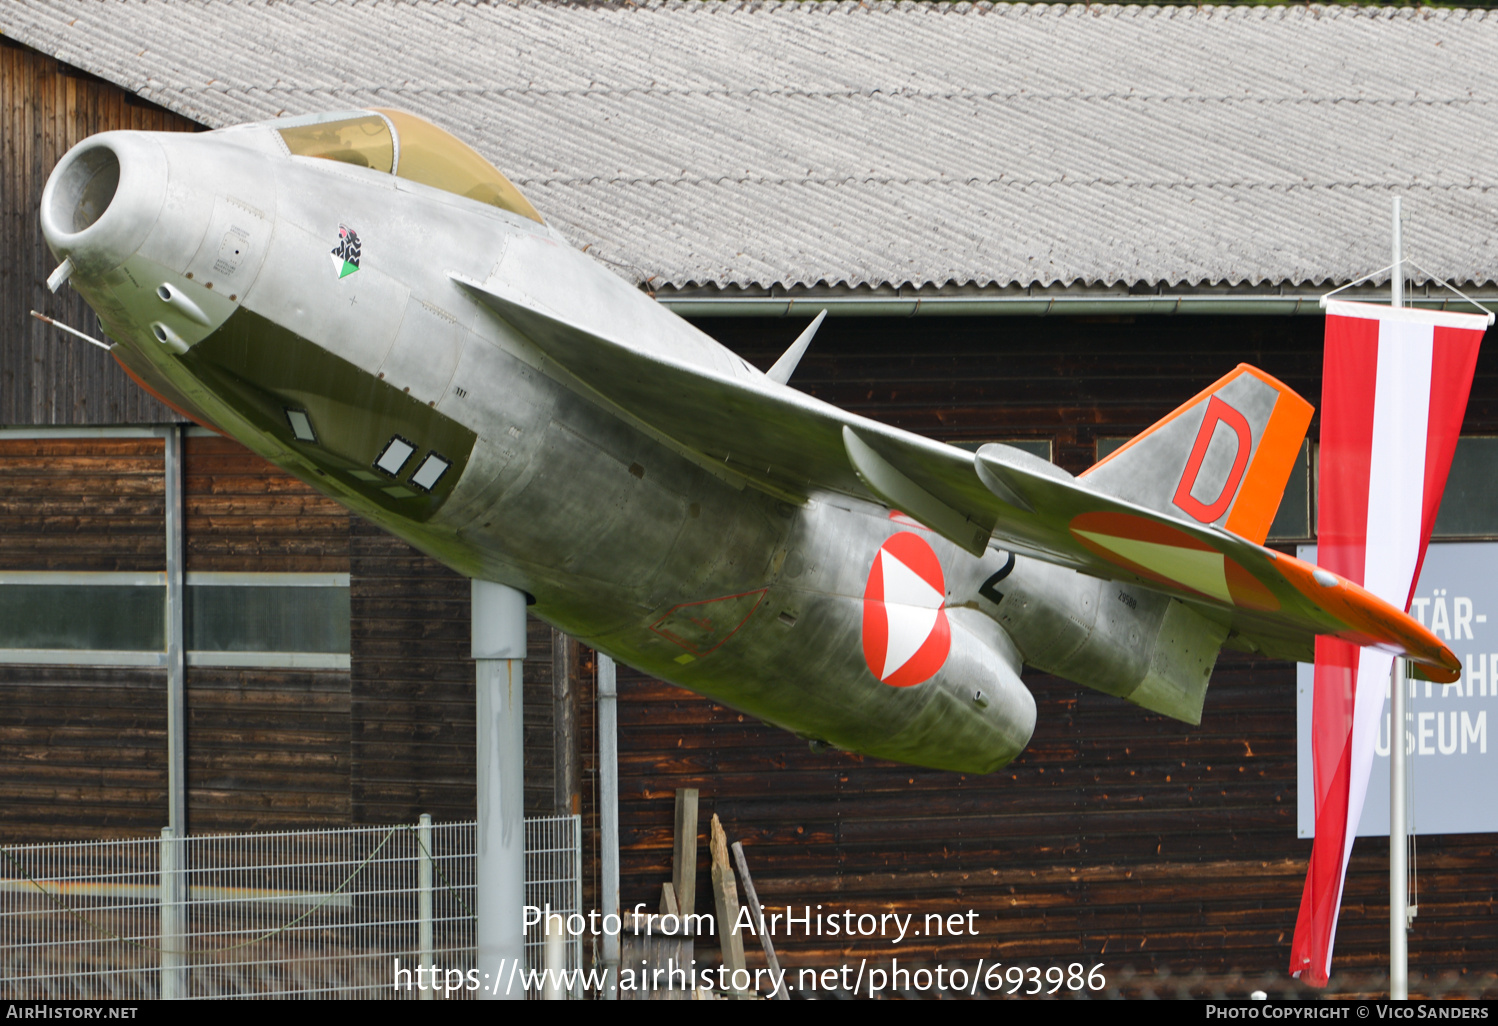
[1389,195,1409,1001]
[1391,659,1408,999]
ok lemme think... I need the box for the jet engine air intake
[51,143,119,234]
[40,133,167,279]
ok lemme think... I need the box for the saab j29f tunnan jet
[38,110,1460,774]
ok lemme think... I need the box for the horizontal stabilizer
[967,443,1457,680]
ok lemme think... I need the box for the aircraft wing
[452,271,964,510]
[456,274,1459,682]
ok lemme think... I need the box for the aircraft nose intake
[50,145,118,234]
[41,133,167,277]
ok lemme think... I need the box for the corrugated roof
[4,1,1498,292]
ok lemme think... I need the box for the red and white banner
[1290,300,1485,986]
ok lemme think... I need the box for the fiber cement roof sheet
[5,1,1498,291]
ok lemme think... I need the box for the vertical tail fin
[1081,364,1313,545]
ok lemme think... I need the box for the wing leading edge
[456,274,1459,682]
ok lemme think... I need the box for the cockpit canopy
[273,109,543,224]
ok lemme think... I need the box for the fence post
[159,826,185,1000]
[542,912,566,999]
[571,812,583,999]
[418,814,434,1002]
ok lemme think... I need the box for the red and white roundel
[862,532,950,688]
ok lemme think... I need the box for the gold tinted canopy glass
[373,108,543,224]
[277,114,395,172]
[275,109,543,224]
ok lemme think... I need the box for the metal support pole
[1391,197,1404,311]
[1389,197,1409,1001]
[164,426,186,834]
[1391,659,1409,1000]
[472,579,527,1000]
[159,826,184,1000]
[598,653,620,1000]
[418,813,434,1002]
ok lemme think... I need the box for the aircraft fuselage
[41,118,1224,773]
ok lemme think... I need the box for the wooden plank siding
[0,430,565,840]
[184,433,350,573]
[0,666,166,841]
[607,663,1493,977]
[348,516,558,824]
[0,37,196,426]
[0,434,164,570]
[185,665,351,833]
[0,435,168,840]
[178,434,357,830]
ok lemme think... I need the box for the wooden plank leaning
[708,813,748,995]
[672,788,698,919]
[731,840,789,1000]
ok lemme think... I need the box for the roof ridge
[501,0,1484,19]
[184,85,1498,102]
[528,175,1497,187]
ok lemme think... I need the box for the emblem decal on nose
[862,532,950,687]
[330,224,361,279]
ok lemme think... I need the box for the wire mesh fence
[10,817,1489,1002]
[0,814,581,1000]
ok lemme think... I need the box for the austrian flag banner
[1290,300,1486,986]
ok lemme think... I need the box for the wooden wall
[0,434,166,838]
[184,434,353,832]
[348,518,567,825]
[0,433,165,570]
[185,434,350,573]
[0,37,190,425]
[0,432,569,840]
